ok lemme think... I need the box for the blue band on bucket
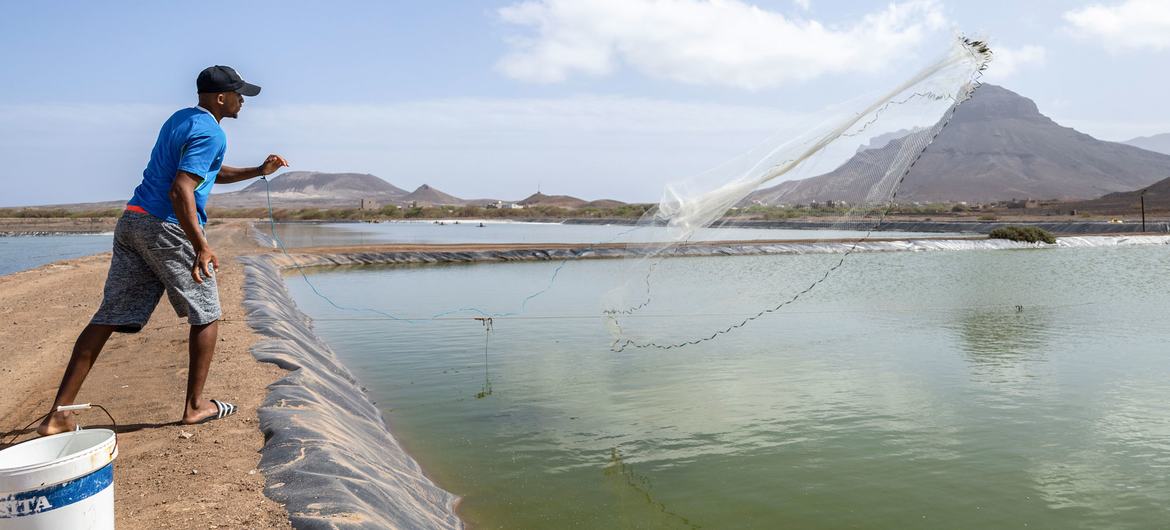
[0,462,113,518]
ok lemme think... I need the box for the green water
[287,245,1170,529]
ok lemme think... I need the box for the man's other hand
[259,154,290,176]
[193,247,219,284]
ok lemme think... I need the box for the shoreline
[0,217,118,236]
[258,233,1170,272]
[6,216,1168,238]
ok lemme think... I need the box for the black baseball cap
[196,65,261,96]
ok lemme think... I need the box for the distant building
[359,198,379,210]
[1005,199,1039,209]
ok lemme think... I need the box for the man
[38,65,289,435]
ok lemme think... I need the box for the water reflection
[949,306,1055,393]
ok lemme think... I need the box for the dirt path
[0,220,290,529]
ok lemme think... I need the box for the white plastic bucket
[0,429,117,530]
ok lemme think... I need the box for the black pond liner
[241,255,462,529]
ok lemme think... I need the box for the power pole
[1141,189,1147,232]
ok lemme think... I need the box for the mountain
[211,171,409,208]
[402,184,465,206]
[517,192,588,208]
[1124,133,1170,156]
[584,199,628,208]
[1068,175,1170,213]
[748,85,1170,204]
[238,171,407,196]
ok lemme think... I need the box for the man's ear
[216,93,227,106]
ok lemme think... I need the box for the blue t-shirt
[128,107,226,225]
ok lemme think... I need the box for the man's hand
[193,246,219,284]
[216,155,290,184]
[259,154,290,176]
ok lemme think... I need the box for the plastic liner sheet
[262,235,1170,271]
[241,255,462,530]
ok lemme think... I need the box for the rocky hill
[1067,175,1170,213]
[747,84,1170,204]
[402,184,465,206]
[517,192,588,208]
[212,171,410,208]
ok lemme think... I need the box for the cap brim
[236,82,261,97]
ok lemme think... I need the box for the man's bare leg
[182,320,220,424]
[37,323,118,436]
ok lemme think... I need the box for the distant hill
[212,171,410,208]
[517,192,588,208]
[238,171,407,196]
[747,84,1170,204]
[584,199,628,208]
[402,184,465,206]
[12,170,627,211]
[1124,133,1170,156]
[1068,175,1170,213]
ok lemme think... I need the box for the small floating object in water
[478,223,485,228]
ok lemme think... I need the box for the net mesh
[603,36,993,351]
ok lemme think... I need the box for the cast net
[602,36,993,351]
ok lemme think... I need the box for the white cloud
[985,44,1046,79]
[496,0,947,89]
[1065,0,1170,51]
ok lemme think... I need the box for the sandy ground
[0,220,291,529]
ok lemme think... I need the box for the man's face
[221,91,244,119]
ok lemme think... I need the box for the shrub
[988,225,1056,244]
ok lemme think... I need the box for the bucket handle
[2,404,118,458]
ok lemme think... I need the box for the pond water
[267,220,963,248]
[287,243,1170,529]
[0,234,112,276]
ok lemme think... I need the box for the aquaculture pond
[0,234,112,276]
[287,243,1170,529]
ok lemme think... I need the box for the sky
[2,0,1168,207]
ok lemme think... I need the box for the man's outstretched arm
[217,154,290,184]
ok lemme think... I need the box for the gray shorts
[91,212,221,332]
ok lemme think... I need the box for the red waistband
[124,204,148,214]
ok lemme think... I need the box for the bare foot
[36,411,77,437]
[182,399,218,425]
